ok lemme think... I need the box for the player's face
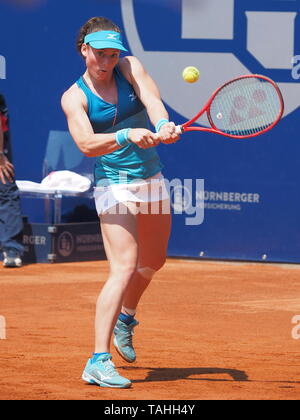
[83,45,120,80]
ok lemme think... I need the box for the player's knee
[137,266,156,281]
[137,258,166,282]
[123,262,138,277]
[111,261,138,282]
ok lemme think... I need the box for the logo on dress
[129,93,137,102]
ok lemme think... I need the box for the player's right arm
[61,85,158,157]
[61,86,119,157]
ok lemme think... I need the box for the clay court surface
[0,258,300,400]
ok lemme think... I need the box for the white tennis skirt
[94,172,170,215]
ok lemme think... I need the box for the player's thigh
[100,202,139,272]
[137,199,172,270]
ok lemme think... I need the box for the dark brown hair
[76,17,121,55]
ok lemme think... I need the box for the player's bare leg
[94,203,139,354]
[122,200,171,310]
[114,200,171,362]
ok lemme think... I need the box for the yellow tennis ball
[182,66,200,83]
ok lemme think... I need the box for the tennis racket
[172,74,284,139]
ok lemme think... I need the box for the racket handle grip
[154,125,183,139]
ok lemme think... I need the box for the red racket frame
[178,74,284,139]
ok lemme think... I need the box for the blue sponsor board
[1,0,299,262]
[22,223,52,264]
[22,222,106,264]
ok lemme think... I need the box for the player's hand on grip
[157,122,180,144]
[0,153,14,184]
[129,128,160,149]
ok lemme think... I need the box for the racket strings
[209,77,282,137]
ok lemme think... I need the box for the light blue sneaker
[113,319,139,363]
[82,353,131,388]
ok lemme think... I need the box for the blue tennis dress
[76,66,163,185]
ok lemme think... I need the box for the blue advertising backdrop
[0,0,300,263]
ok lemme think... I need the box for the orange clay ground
[0,258,300,400]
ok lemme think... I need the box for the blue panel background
[1,0,300,262]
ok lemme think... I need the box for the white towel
[16,171,92,193]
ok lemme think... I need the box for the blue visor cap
[84,31,128,52]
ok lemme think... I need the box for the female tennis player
[61,17,180,389]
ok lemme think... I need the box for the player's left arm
[120,56,179,143]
